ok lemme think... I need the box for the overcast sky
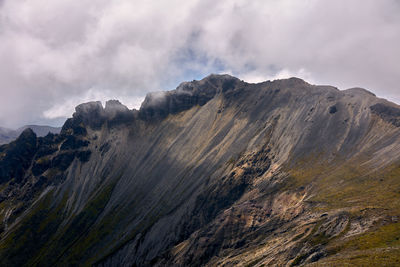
[0,0,399,128]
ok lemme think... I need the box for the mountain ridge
[0,74,400,266]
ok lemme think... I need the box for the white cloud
[43,89,144,119]
[236,68,314,84]
[0,0,399,127]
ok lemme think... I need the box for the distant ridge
[17,125,61,137]
[0,125,61,145]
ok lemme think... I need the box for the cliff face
[1,74,400,266]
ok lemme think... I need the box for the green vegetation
[0,179,117,266]
[287,153,400,211]
[343,222,400,250]
[286,153,400,265]
[58,182,117,266]
[0,189,65,266]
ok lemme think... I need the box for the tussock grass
[287,153,400,264]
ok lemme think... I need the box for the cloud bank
[0,0,399,127]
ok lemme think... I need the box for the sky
[0,0,399,128]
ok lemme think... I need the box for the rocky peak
[139,74,242,120]
[16,128,37,144]
[105,100,129,112]
[0,128,37,184]
[62,100,136,134]
[73,101,105,129]
[61,101,105,134]
[75,101,104,116]
[105,100,135,126]
[199,73,241,89]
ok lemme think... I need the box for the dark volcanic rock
[36,133,60,158]
[61,101,105,134]
[370,103,400,127]
[0,129,37,183]
[32,157,51,176]
[75,101,106,129]
[62,100,136,133]
[77,150,92,162]
[105,100,129,115]
[51,152,76,171]
[105,100,136,127]
[329,105,337,114]
[60,135,89,150]
[139,74,241,120]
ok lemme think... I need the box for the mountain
[1,74,400,266]
[17,125,61,138]
[0,127,17,145]
[0,125,61,145]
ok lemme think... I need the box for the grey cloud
[0,0,399,127]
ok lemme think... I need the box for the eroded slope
[0,75,400,266]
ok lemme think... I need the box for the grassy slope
[287,155,400,266]
[0,181,117,267]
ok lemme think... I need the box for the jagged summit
[104,100,129,112]
[139,74,242,120]
[75,101,103,115]
[58,75,400,139]
[73,100,131,118]
[62,100,135,134]
[17,127,36,139]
